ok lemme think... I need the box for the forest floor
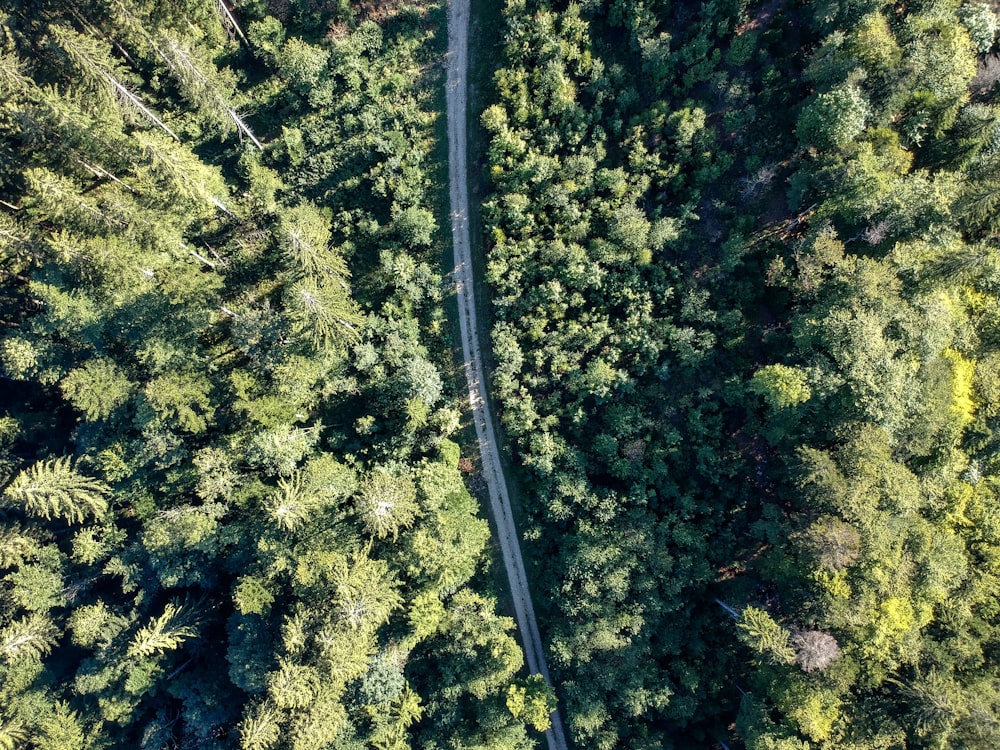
[445,0,569,748]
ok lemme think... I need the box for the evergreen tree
[3,457,109,525]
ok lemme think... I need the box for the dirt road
[445,2,569,749]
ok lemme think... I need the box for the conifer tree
[127,602,195,659]
[3,457,109,524]
[156,35,262,148]
[0,613,59,662]
[357,468,419,541]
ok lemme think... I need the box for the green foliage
[35,702,88,750]
[850,13,903,74]
[481,0,1000,745]
[0,3,515,748]
[278,204,339,279]
[268,471,322,532]
[0,613,59,662]
[959,2,999,54]
[127,603,196,658]
[6,0,1000,746]
[356,468,419,541]
[142,372,215,434]
[749,365,812,409]
[60,359,133,421]
[737,607,796,666]
[796,85,870,150]
[67,602,127,650]
[3,457,109,525]
[239,701,282,750]
[140,504,223,587]
[506,675,557,732]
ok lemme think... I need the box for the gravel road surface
[445,2,569,748]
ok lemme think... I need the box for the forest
[481,0,1000,747]
[0,0,546,747]
[1,0,1000,748]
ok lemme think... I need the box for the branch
[165,39,262,149]
[715,598,740,620]
[216,0,248,44]
[225,107,263,150]
[77,159,136,193]
[189,248,217,268]
[104,74,180,141]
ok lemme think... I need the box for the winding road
[445,2,569,749]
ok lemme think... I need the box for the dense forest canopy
[0,0,545,748]
[3,0,1000,748]
[481,0,1000,747]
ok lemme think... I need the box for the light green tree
[750,365,812,409]
[60,358,132,421]
[3,457,109,524]
[34,702,89,750]
[737,607,796,666]
[959,2,998,54]
[285,276,361,350]
[797,85,870,150]
[127,602,196,658]
[0,613,59,662]
[357,468,420,541]
[142,371,215,434]
[239,701,281,750]
[507,674,557,731]
[278,204,340,279]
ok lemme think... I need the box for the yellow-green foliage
[3,457,109,525]
[506,675,557,732]
[787,690,840,742]
[862,596,916,664]
[851,13,902,70]
[813,568,851,600]
[943,348,976,429]
[749,364,812,409]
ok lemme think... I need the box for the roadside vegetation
[0,1,545,748]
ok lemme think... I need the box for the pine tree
[3,457,109,524]
[278,204,343,280]
[156,35,262,148]
[957,180,1000,237]
[0,715,27,750]
[357,468,419,541]
[0,613,59,662]
[130,131,233,218]
[49,24,178,141]
[142,371,215,434]
[60,358,133,421]
[127,602,195,658]
[331,551,402,632]
[35,702,88,750]
[737,607,796,666]
[285,276,361,350]
[239,701,281,750]
[0,525,39,569]
[268,471,319,532]
[267,660,319,710]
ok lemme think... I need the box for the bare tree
[862,218,893,246]
[740,162,779,200]
[215,0,248,44]
[972,54,1000,99]
[791,629,840,672]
